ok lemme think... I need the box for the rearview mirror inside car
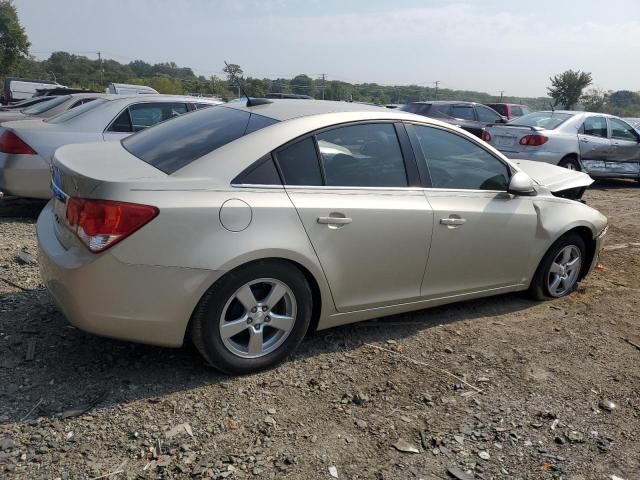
[508,171,536,196]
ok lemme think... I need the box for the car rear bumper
[37,202,219,347]
[501,150,565,165]
[0,152,52,199]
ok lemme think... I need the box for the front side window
[316,123,407,187]
[412,125,509,190]
[476,105,501,123]
[129,102,188,131]
[609,118,638,141]
[581,116,608,138]
[450,105,475,121]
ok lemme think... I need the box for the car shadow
[0,287,536,424]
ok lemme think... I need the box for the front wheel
[190,261,312,374]
[529,233,586,300]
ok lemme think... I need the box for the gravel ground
[0,182,639,480]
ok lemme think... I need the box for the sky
[13,0,640,97]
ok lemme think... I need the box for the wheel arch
[533,225,596,284]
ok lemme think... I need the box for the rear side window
[122,106,279,174]
[580,116,608,138]
[46,98,109,124]
[411,125,509,190]
[316,123,407,187]
[274,137,323,186]
[451,105,475,120]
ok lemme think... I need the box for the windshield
[21,95,69,115]
[46,98,109,124]
[122,105,279,174]
[509,112,573,129]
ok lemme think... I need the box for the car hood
[510,159,593,192]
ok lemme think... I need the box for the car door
[103,102,189,141]
[608,117,640,164]
[276,122,433,312]
[406,123,538,298]
[578,115,611,168]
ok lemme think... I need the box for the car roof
[221,99,390,121]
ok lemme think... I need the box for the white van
[106,83,159,95]
[1,77,62,104]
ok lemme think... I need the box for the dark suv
[399,101,506,138]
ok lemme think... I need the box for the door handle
[440,218,466,226]
[317,216,352,225]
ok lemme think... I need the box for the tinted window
[109,109,132,133]
[476,105,501,122]
[234,155,282,185]
[450,105,475,121]
[274,137,322,186]
[581,116,608,138]
[412,125,509,190]
[123,106,279,174]
[21,95,69,114]
[316,123,407,187]
[510,112,572,129]
[46,98,109,124]
[609,118,638,141]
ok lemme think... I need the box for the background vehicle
[0,95,222,198]
[399,101,506,137]
[38,100,605,374]
[1,77,61,104]
[33,87,99,97]
[483,111,640,180]
[484,103,531,120]
[106,83,158,95]
[0,95,60,111]
[0,93,110,123]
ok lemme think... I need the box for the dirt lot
[0,183,638,480]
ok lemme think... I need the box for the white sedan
[0,95,222,199]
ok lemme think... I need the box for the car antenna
[224,61,272,107]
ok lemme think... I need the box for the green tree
[0,0,30,76]
[223,63,243,83]
[580,88,609,112]
[290,74,314,96]
[547,70,592,109]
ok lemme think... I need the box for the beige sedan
[37,100,607,374]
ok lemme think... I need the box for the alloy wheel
[547,245,582,297]
[219,278,297,359]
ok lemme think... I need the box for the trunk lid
[485,124,546,154]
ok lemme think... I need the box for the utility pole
[499,90,505,101]
[318,73,327,100]
[97,51,104,85]
[433,80,440,100]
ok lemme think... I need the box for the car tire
[190,260,312,374]
[558,156,581,171]
[529,233,586,300]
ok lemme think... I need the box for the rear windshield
[21,95,69,115]
[122,106,279,174]
[486,104,507,116]
[46,98,109,124]
[509,112,573,130]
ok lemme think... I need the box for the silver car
[483,111,640,181]
[0,93,109,123]
[37,100,607,374]
[0,95,222,199]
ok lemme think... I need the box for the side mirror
[508,171,536,196]
[495,117,508,124]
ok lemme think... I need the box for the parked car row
[0,94,222,198]
[5,96,603,374]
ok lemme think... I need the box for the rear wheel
[558,156,581,171]
[529,233,586,300]
[191,260,312,374]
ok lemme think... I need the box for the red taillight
[481,130,491,142]
[519,134,549,146]
[65,198,158,252]
[0,130,37,155]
